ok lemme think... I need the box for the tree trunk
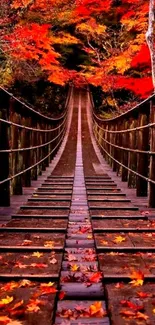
[146,0,155,90]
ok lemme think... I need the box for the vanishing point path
[0,89,155,324]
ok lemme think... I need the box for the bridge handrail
[93,119,155,156]
[89,90,155,208]
[0,86,72,206]
[0,128,65,186]
[95,128,155,185]
[0,116,67,153]
[0,111,67,133]
[0,86,67,121]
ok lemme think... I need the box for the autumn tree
[0,0,153,113]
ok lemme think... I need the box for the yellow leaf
[87,235,93,239]
[27,305,40,312]
[129,270,144,286]
[130,279,144,286]
[113,236,126,244]
[32,252,43,258]
[40,282,54,288]
[0,296,13,305]
[44,241,54,248]
[70,264,79,272]
[19,279,32,287]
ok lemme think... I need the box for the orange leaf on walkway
[137,291,151,298]
[89,301,107,317]
[89,272,102,283]
[70,264,79,272]
[129,270,144,286]
[0,316,11,324]
[113,236,126,244]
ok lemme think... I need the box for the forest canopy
[0,0,153,112]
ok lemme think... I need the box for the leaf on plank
[89,272,102,283]
[59,291,66,300]
[113,236,126,244]
[21,240,32,246]
[32,252,43,258]
[0,316,11,324]
[129,270,144,286]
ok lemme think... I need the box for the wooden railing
[89,92,155,208]
[0,86,72,206]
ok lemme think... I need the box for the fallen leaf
[32,252,43,258]
[50,258,57,265]
[89,272,102,283]
[120,310,136,317]
[9,300,24,311]
[113,236,126,244]
[136,311,149,320]
[19,280,32,287]
[59,291,65,300]
[30,263,48,268]
[100,240,108,245]
[40,283,57,295]
[70,264,79,272]
[27,305,40,312]
[1,282,18,292]
[120,300,143,311]
[137,291,151,298]
[14,262,27,269]
[40,282,55,288]
[89,301,106,317]
[67,254,77,262]
[129,270,144,286]
[0,296,13,306]
[0,316,11,324]
[44,241,54,248]
[21,240,32,246]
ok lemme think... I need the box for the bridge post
[128,119,137,188]
[0,109,10,206]
[109,124,114,168]
[113,124,118,172]
[22,117,31,187]
[31,120,38,181]
[149,99,155,207]
[122,120,129,182]
[136,113,149,196]
[10,98,23,195]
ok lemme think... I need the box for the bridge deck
[0,89,155,324]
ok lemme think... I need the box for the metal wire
[94,128,155,185]
[0,108,68,133]
[0,127,66,185]
[93,114,155,133]
[0,86,67,121]
[0,116,67,153]
[93,120,155,155]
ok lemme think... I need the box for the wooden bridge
[0,87,155,324]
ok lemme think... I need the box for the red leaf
[59,291,65,300]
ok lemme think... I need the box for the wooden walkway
[0,89,155,324]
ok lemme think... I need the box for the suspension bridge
[0,87,155,324]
